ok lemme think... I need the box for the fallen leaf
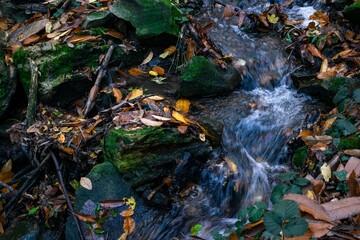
[307,219,334,238]
[72,212,96,223]
[199,133,206,142]
[283,194,332,222]
[57,133,65,143]
[120,209,134,217]
[159,46,176,59]
[118,232,127,240]
[112,87,123,103]
[99,199,125,209]
[332,49,359,61]
[175,99,190,113]
[22,34,40,45]
[59,146,74,155]
[80,177,92,190]
[172,111,194,124]
[322,197,360,221]
[305,190,316,200]
[319,58,328,73]
[223,5,236,18]
[127,88,143,100]
[141,51,153,65]
[123,217,135,234]
[307,44,326,60]
[1,160,12,173]
[146,95,164,101]
[68,35,99,44]
[347,171,360,197]
[223,156,238,174]
[105,29,124,40]
[345,157,360,177]
[128,68,146,78]
[152,66,165,75]
[302,135,332,146]
[151,115,171,121]
[140,118,163,127]
[320,163,331,182]
[344,150,360,157]
[177,125,188,134]
[149,70,158,77]
[322,117,337,132]
[311,141,328,151]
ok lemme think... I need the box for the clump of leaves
[263,200,308,238]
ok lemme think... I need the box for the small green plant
[190,224,203,236]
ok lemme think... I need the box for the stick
[83,45,114,117]
[26,58,38,128]
[50,150,84,240]
[0,180,16,192]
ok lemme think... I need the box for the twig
[99,94,155,114]
[0,180,16,192]
[50,150,84,240]
[26,58,39,128]
[83,45,115,117]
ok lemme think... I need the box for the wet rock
[66,162,151,240]
[179,56,241,97]
[82,11,111,29]
[0,47,16,118]
[103,127,212,188]
[344,1,360,25]
[110,0,181,41]
[12,43,143,106]
[1,218,40,240]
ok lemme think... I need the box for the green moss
[345,0,360,12]
[181,56,216,82]
[12,49,31,92]
[338,134,360,150]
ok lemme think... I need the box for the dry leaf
[224,156,238,174]
[123,217,135,234]
[120,209,134,217]
[319,58,328,73]
[99,199,125,209]
[140,118,163,127]
[199,133,206,142]
[307,219,334,238]
[311,141,328,151]
[152,66,165,75]
[118,232,127,240]
[149,70,158,77]
[307,44,326,60]
[69,35,99,44]
[80,177,92,190]
[305,190,316,200]
[59,146,74,155]
[344,150,360,157]
[159,46,176,59]
[151,115,171,121]
[172,111,194,124]
[1,160,12,173]
[127,88,143,101]
[347,171,360,197]
[128,68,146,78]
[283,194,332,222]
[112,87,123,103]
[22,34,40,45]
[320,163,331,182]
[302,135,332,146]
[345,157,360,177]
[177,125,188,134]
[146,95,164,101]
[72,212,96,223]
[175,99,190,113]
[105,29,124,40]
[141,51,153,65]
[57,133,65,143]
[322,197,360,221]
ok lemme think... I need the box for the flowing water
[132,1,321,239]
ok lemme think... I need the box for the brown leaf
[310,11,329,26]
[347,171,360,197]
[223,156,238,174]
[1,160,12,173]
[319,58,328,73]
[344,149,360,157]
[152,66,165,75]
[123,217,135,234]
[238,10,246,27]
[283,194,332,222]
[322,197,360,221]
[112,87,123,103]
[141,51,153,65]
[307,219,334,238]
[99,199,125,209]
[68,35,99,43]
[302,135,332,146]
[105,29,124,40]
[59,146,74,155]
[22,34,40,45]
[10,18,49,43]
[128,68,146,78]
[317,71,337,80]
[332,49,359,61]
[159,46,176,59]
[307,44,326,60]
[223,5,236,18]
[177,125,188,134]
[72,212,96,223]
[345,157,360,177]
[120,209,134,217]
[140,118,163,127]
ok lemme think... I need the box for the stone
[65,162,151,240]
[82,11,111,29]
[1,218,40,240]
[179,56,241,97]
[12,42,143,106]
[109,0,182,39]
[0,47,16,119]
[103,127,212,187]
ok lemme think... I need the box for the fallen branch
[83,45,115,117]
[25,58,39,128]
[0,180,16,192]
[50,150,84,240]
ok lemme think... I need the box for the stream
[132,0,320,239]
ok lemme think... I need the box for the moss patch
[338,134,360,150]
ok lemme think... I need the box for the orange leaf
[283,194,332,222]
[172,111,194,124]
[159,46,176,58]
[128,68,146,78]
[152,66,165,75]
[123,217,135,234]
[68,35,99,44]
[22,34,40,45]
[59,146,74,155]
[105,29,124,40]
[57,133,65,143]
[127,88,143,100]
[120,209,134,217]
[112,87,123,103]
[177,125,188,134]
[175,99,190,113]
[307,44,325,60]
[72,212,96,223]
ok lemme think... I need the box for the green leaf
[274,200,299,220]
[286,184,302,194]
[336,119,357,136]
[263,212,282,236]
[333,170,348,181]
[279,172,297,182]
[28,206,40,215]
[247,205,265,223]
[353,89,360,103]
[336,182,349,192]
[254,201,268,210]
[333,87,349,105]
[271,184,288,204]
[191,224,203,236]
[53,8,64,19]
[293,178,310,187]
[235,221,244,235]
[293,146,308,167]
[238,208,248,223]
[283,217,308,238]
[94,228,105,234]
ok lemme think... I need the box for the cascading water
[131,1,321,239]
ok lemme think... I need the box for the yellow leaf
[172,110,188,124]
[140,118,163,127]
[159,45,176,59]
[322,117,336,132]
[305,190,316,200]
[57,133,65,143]
[175,99,191,113]
[267,14,279,24]
[320,163,331,182]
[149,70,158,77]
[127,88,143,100]
[125,197,136,210]
[1,160,12,173]
[112,87,123,103]
[45,22,52,33]
[60,127,73,133]
[80,177,92,190]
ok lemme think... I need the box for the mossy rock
[103,127,211,187]
[110,0,182,39]
[0,48,16,119]
[344,1,360,25]
[82,11,111,29]
[179,56,241,97]
[12,43,143,106]
[338,134,360,150]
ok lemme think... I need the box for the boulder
[12,43,143,106]
[82,11,111,29]
[0,47,16,118]
[179,56,241,97]
[66,162,151,240]
[103,127,212,188]
[109,0,182,39]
